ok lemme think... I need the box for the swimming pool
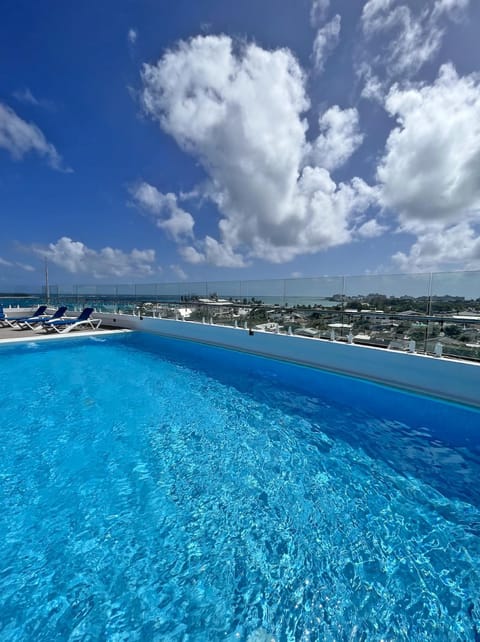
[1,332,479,641]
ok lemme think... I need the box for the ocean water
[0,298,40,308]
[0,332,479,641]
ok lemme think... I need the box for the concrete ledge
[96,313,480,409]
[0,328,131,345]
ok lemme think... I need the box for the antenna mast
[44,257,49,304]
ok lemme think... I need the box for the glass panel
[284,277,344,308]
[1,272,478,362]
[156,281,207,299]
[430,270,480,309]
[430,270,480,360]
[241,279,284,305]
[0,283,42,308]
[344,273,431,302]
[205,281,242,301]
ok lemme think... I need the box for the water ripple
[0,335,479,640]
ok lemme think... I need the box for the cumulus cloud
[393,222,480,271]
[361,0,470,81]
[179,245,205,265]
[130,181,194,241]
[356,218,388,238]
[170,264,188,280]
[32,237,157,278]
[0,102,68,171]
[180,237,246,268]
[375,63,480,271]
[140,35,376,266]
[202,236,246,267]
[357,62,386,102]
[310,0,330,27]
[312,15,341,73]
[378,64,480,226]
[308,106,363,171]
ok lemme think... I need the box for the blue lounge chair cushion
[18,306,67,325]
[44,307,94,328]
[9,305,48,324]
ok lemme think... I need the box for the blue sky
[1,0,480,286]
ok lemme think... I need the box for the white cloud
[378,64,480,226]
[128,29,137,45]
[362,2,441,78]
[393,222,480,271]
[130,181,162,212]
[431,0,470,21]
[358,63,386,102]
[310,0,330,27]
[362,0,398,35]
[140,35,377,266]
[0,102,68,171]
[361,0,470,80]
[170,264,188,280]
[203,236,246,267]
[312,14,341,73]
[130,181,194,241]
[308,105,363,171]
[13,89,54,111]
[16,262,35,272]
[356,218,388,238]
[33,237,157,278]
[0,257,35,271]
[179,245,205,265]
[180,237,246,268]
[375,63,480,271]
[158,209,194,241]
[13,88,39,106]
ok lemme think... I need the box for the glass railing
[1,270,479,361]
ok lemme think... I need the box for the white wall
[97,313,480,408]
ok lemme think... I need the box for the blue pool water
[1,333,480,641]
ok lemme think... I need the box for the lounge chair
[0,305,11,327]
[16,306,68,330]
[42,307,101,333]
[0,304,47,328]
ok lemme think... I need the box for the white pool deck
[0,324,130,344]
